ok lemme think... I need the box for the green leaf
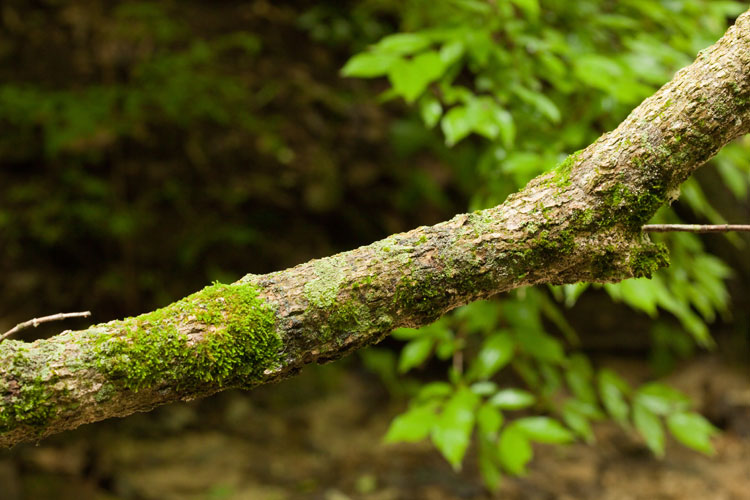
[439,97,515,147]
[564,398,604,419]
[498,425,533,475]
[598,369,630,424]
[515,329,565,363]
[341,52,400,78]
[477,403,504,436]
[398,336,434,373]
[469,332,515,380]
[635,382,691,415]
[617,278,659,317]
[568,353,594,378]
[561,283,590,308]
[512,85,561,123]
[384,402,439,443]
[515,416,575,444]
[439,40,465,66]
[441,105,472,146]
[454,301,502,334]
[501,151,548,186]
[565,354,596,403]
[495,108,515,148]
[716,156,748,199]
[375,33,432,55]
[391,327,422,340]
[450,0,492,14]
[431,387,480,470]
[666,412,718,455]
[419,94,443,128]
[488,388,536,410]
[680,179,727,226]
[469,104,500,140]
[359,348,398,391]
[388,51,446,103]
[464,29,493,66]
[470,381,498,396]
[435,337,459,360]
[513,358,541,391]
[566,372,597,405]
[562,403,595,443]
[539,362,563,397]
[573,55,624,92]
[478,440,503,492]
[633,401,665,457]
[510,0,540,20]
[416,381,454,402]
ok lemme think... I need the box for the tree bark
[2,11,750,448]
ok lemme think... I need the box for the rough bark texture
[2,11,750,448]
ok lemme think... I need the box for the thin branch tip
[642,224,750,233]
[1,311,92,342]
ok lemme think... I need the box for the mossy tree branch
[2,11,750,448]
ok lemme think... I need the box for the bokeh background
[1,1,749,499]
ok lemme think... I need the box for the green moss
[569,208,595,229]
[550,150,582,188]
[94,282,281,392]
[601,182,667,232]
[316,298,367,345]
[352,274,375,290]
[628,243,670,278]
[502,227,576,280]
[591,246,620,279]
[393,275,443,317]
[0,283,280,432]
[525,229,574,262]
[467,211,497,237]
[327,300,360,331]
[538,229,574,255]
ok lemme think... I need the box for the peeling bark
[2,11,750,448]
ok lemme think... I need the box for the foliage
[346,0,748,490]
[374,294,720,490]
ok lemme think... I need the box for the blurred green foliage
[346,0,749,491]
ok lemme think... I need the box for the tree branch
[0,312,92,342]
[2,11,750,448]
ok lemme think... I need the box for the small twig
[642,224,750,233]
[1,311,91,342]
